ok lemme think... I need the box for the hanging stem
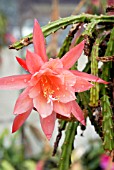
[101,95,114,151]
[58,122,78,170]
[53,120,67,156]
[89,36,106,107]
[101,27,114,85]
[9,14,114,50]
[100,26,114,157]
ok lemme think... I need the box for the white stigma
[47,95,58,106]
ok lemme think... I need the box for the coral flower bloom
[0,20,108,139]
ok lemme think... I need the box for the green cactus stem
[89,82,99,107]
[9,14,114,50]
[89,38,104,107]
[101,95,114,151]
[57,35,73,58]
[58,122,78,170]
[101,27,114,85]
[100,27,114,153]
[82,20,99,38]
[89,42,99,107]
[57,23,81,59]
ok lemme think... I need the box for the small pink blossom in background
[107,0,114,15]
[91,0,100,6]
[5,33,17,43]
[100,154,114,170]
[0,19,108,140]
[36,160,44,170]
[108,0,114,6]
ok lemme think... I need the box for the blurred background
[0,0,109,170]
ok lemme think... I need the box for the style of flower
[0,19,108,140]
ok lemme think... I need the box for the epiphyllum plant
[0,20,108,140]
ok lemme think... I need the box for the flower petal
[73,77,94,92]
[29,72,40,86]
[29,83,41,98]
[41,58,63,70]
[54,101,71,117]
[71,70,108,84]
[61,40,84,69]
[12,108,32,133]
[55,68,76,86]
[26,50,44,74]
[33,19,48,62]
[40,112,56,140]
[30,67,63,86]
[71,101,85,125]
[54,85,76,103]
[33,92,53,118]
[47,74,75,103]
[13,87,33,115]
[0,74,32,89]
[16,57,29,72]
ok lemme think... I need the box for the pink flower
[91,0,100,6]
[36,160,44,170]
[108,0,114,6]
[100,154,114,170]
[5,33,17,43]
[107,0,114,15]
[0,19,108,140]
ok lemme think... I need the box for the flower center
[41,75,58,103]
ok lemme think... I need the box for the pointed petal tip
[12,122,18,133]
[82,39,85,44]
[76,39,85,49]
[12,127,16,133]
[16,56,19,60]
[61,40,85,69]
[34,18,37,22]
[16,56,28,72]
[40,113,56,141]
[12,120,20,134]
[72,70,109,85]
[80,119,86,126]
[34,18,39,24]
[46,134,52,140]
[97,79,109,85]
[102,80,109,85]
[33,17,48,62]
